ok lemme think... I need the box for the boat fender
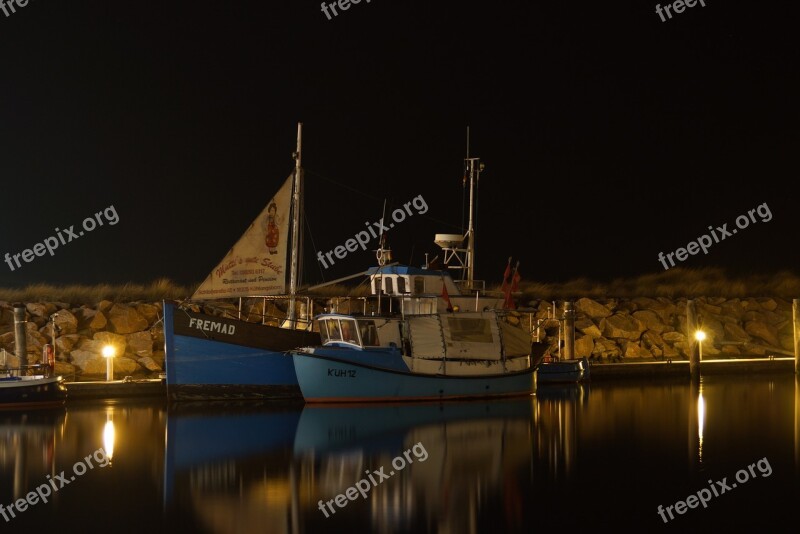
[44,344,55,369]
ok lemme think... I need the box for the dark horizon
[1,1,797,290]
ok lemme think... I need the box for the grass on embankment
[0,267,797,304]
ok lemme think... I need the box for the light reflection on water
[2,374,799,532]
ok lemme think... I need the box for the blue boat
[163,301,318,400]
[163,123,322,401]
[291,302,538,402]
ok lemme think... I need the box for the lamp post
[102,345,115,382]
[695,330,706,361]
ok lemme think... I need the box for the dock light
[695,330,706,360]
[102,345,115,381]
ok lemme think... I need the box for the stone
[662,331,685,344]
[54,361,77,378]
[137,356,162,372]
[75,308,108,330]
[744,321,780,347]
[107,304,148,334]
[53,310,78,335]
[602,313,645,340]
[135,303,160,326]
[126,331,153,358]
[574,335,594,358]
[632,310,668,334]
[55,334,83,354]
[70,349,101,369]
[96,300,114,313]
[696,300,722,316]
[642,331,665,350]
[621,341,652,358]
[723,323,751,343]
[574,298,611,319]
[719,299,745,320]
[756,298,778,311]
[699,317,725,343]
[721,345,741,356]
[575,318,602,338]
[779,334,796,351]
[25,303,49,317]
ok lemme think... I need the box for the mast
[464,148,483,290]
[287,122,302,328]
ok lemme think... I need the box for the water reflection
[164,398,539,533]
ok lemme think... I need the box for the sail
[192,174,293,299]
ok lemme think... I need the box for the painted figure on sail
[265,202,281,254]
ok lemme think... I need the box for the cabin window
[414,276,424,294]
[384,277,394,295]
[397,276,407,294]
[316,320,328,343]
[358,320,379,346]
[447,317,494,343]
[326,319,342,341]
[373,278,381,294]
[340,319,359,344]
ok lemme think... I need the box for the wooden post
[563,301,575,360]
[13,304,27,370]
[793,299,799,375]
[687,299,700,379]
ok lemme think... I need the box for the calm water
[2,374,799,533]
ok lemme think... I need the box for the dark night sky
[0,1,797,289]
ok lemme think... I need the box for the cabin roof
[365,265,450,277]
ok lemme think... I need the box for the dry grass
[498,267,800,300]
[0,278,197,304]
[1,267,797,305]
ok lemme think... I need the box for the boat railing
[2,363,55,379]
[179,295,317,329]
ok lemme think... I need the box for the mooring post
[793,299,799,375]
[687,299,700,379]
[563,301,575,360]
[13,304,28,372]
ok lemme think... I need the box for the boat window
[397,276,406,294]
[414,276,424,294]
[384,277,394,295]
[358,320,379,346]
[315,320,328,343]
[326,319,342,341]
[447,317,494,343]
[339,319,359,344]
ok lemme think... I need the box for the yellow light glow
[103,419,115,462]
[694,330,706,342]
[102,345,115,358]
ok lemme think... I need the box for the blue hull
[294,397,534,455]
[163,402,303,503]
[292,351,536,403]
[163,301,320,400]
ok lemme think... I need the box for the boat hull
[163,301,320,401]
[536,358,589,384]
[0,376,67,410]
[292,352,535,403]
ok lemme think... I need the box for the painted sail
[192,174,293,299]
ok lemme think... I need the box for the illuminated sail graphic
[192,174,293,299]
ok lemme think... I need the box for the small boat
[163,123,321,401]
[535,356,589,384]
[0,374,67,410]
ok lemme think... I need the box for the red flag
[501,257,512,293]
[503,260,520,310]
[441,278,453,312]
